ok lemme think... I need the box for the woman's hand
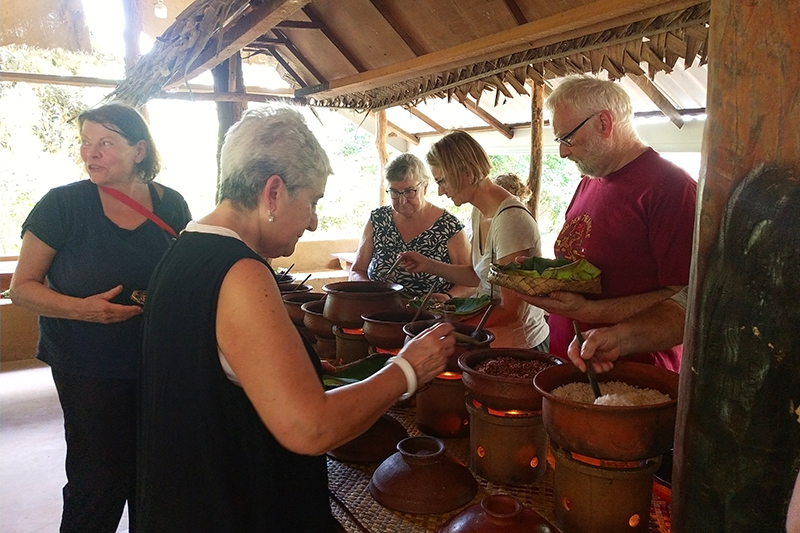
[397,250,434,274]
[397,322,455,385]
[79,285,143,323]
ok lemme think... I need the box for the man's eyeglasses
[386,187,418,199]
[554,113,597,147]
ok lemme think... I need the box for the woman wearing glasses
[350,153,472,297]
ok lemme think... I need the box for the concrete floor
[0,359,129,533]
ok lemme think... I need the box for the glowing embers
[416,372,469,438]
[552,448,661,533]
[466,398,547,485]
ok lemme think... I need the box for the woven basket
[488,264,602,296]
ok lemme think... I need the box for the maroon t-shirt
[549,148,697,371]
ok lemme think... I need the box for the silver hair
[218,106,333,209]
[385,153,431,185]
[545,75,638,138]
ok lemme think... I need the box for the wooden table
[327,407,671,533]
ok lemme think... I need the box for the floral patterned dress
[366,205,464,296]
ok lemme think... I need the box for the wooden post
[121,0,142,75]
[671,1,800,531]
[212,53,247,201]
[528,81,544,219]
[375,110,389,206]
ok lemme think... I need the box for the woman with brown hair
[10,102,191,532]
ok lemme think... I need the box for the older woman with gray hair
[351,153,471,297]
[137,107,455,532]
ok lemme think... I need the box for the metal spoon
[573,321,602,399]
[291,273,312,292]
[470,304,494,339]
[411,283,438,323]
[384,256,402,279]
[277,263,294,282]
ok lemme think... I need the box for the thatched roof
[109,0,710,135]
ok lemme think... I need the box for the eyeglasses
[386,187,418,199]
[554,113,597,147]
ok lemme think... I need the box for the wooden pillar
[212,53,247,201]
[121,0,142,75]
[671,0,800,531]
[375,110,389,206]
[527,81,544,219]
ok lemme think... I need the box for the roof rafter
[298,0,704,100]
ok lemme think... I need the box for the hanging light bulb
[154,0,168,19]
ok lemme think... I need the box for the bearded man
[521,76,697,372]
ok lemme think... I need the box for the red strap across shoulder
[98,184,177,238]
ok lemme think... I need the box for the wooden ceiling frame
[503,0,529,25]
[300,4,367,73]
[299,0,706,100]
[403,106,446,134]
[304,4,709,111]
[458,96,514,139]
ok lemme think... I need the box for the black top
[21,180,191,378]
[137,231,335,532]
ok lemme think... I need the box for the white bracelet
[385,356,418,400]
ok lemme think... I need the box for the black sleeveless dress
[137,231,335,532]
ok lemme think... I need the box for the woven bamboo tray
[487,264,602,296]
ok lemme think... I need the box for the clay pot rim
[458,348,563,385]
[403,319,495,345]
[533,361,679,411]
[323,280,403,295]
[282,291,325,304]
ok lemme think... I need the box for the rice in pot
[551,381,672,406]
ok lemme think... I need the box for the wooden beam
[166,0,311,89]
[386,120,420,145]
[460,97,514,140]
[152,91,305,104]
[298,0,703,99]
[628,73,685,128]
[503,0,528,25]
[0,70,121,88]
[301,4,366,72]
[272,28,327,84]
[403,106,446,133]
[275,20,321,29]
[369,0,427,56]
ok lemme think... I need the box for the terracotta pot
[279,282,313,294]
[458,348,563,411]
[361,309,440,349]
[322,281,404,328]
[301,299,335,339]
[403,319,495,372]
[328,414,408,463]
[439,494,559,533]
[533,361,679,461]
[282,292,325,327]
[369,436,478,514]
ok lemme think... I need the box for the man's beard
[570,136,607,177]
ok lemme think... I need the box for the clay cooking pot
[282,292,325,327]
[322,281,404,329]
[361,309,440,349]
[459,348,562,411]
[403,319,494,372]
[301,299,335,339]
[533,361,679,461]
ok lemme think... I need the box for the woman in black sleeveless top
[138,107,456,532]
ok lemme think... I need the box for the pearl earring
[268,211,275,222]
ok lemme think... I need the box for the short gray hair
[218,107,333,209]
[385,153,431,185]
[545,76,637,137]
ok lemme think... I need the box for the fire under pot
[415,372,469,438]
[552,447,661,533]
[332,326,370,366]
[466,397,548,485]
